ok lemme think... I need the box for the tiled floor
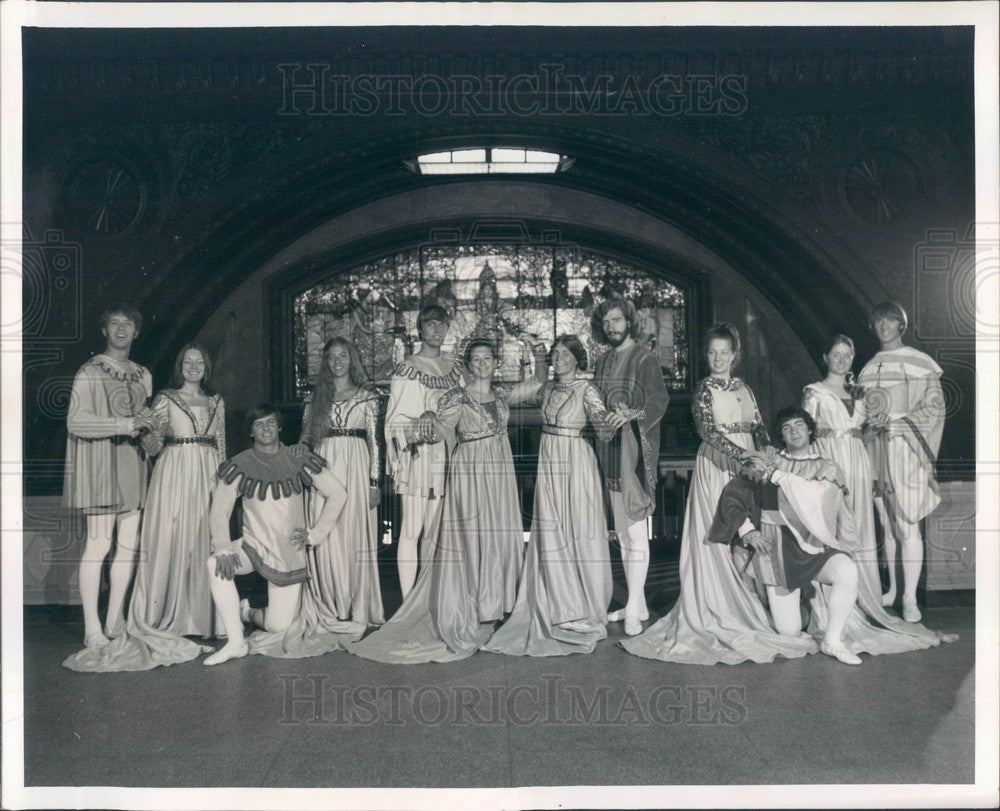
[20,549,974,789]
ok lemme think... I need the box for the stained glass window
[293,244,688,397]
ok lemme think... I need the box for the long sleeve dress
[802,383,952,652]
[303,389,384,629]
[345,379,542,664]
[622,376,820,665]
[62,390,225,672]
[483,379,615,657]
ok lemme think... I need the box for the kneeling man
[205,404,347,665]
[710,407,862,665]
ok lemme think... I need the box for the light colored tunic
[384,353,462,498]
[858,346,944,533]
[63,354,152,513]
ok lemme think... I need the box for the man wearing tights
[203,405,348,665]
[64,305,156,649]
[385,304,463,599]
[592,297,669,636]
[858,301,945,623]
[711,407,863,665]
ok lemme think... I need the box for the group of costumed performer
[61,299,956,673]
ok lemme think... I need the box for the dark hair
[463,337,499,368]
[548,333,588,372]
[869,301,908,333]
[167,343,216,395]
[821,333,858,387]
[704,322,742,369]
[591,297,642,345]
[245,403,283,435]
[774,406,816,444]
[417,304,451,333]
[301,338,369,447]
[823,334,855,356]
[99,305,143,334]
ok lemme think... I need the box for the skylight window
[406,148,572,175]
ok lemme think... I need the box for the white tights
[79,510,141,640]
[206,552,301,647]
[396,494,443,600]
[610,493,650,619]
[767,553,858,646]
[875,497,923,606]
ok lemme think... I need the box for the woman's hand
[605,404,631,431]
[742,529,771,555]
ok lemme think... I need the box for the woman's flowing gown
[802,383,950,651]
[346,381,539,664]
[62,391,223,671]
[483,380,614,657]
[305,389,384,629]
[622,376,819,665]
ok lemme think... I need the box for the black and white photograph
[2,1,998,809]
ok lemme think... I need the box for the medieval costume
[593,341,669,524]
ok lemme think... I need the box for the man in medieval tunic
[63,306,156,648]
[385,304,463,599]
[592,297,669,636]
[710,407,864,665]
[858,301,945,623]
[204,405,355,665]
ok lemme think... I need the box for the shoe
[84,632,110,649]
[820,639,862,665]
[623,614,643,637]
[204,642,249,666]
[901,599,922,623]
[607,608,649,623]
[239,598,252,624]
[881,591,896,607]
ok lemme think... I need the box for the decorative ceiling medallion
[59,157,146,239]
[840,149,922,225]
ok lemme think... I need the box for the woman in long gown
[299,337,384,629]
[483,334,616,657]
[346,335,547,664]
[623,323,821,665]
[63,344,223,671]
[803,334,952,651]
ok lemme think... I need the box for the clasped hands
[290,527,317,550]
[413,411,440,444]
[741,446,778,482]
[605,403,637,431]
[741,528,772,554]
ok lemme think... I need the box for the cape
[217,444,326,501]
